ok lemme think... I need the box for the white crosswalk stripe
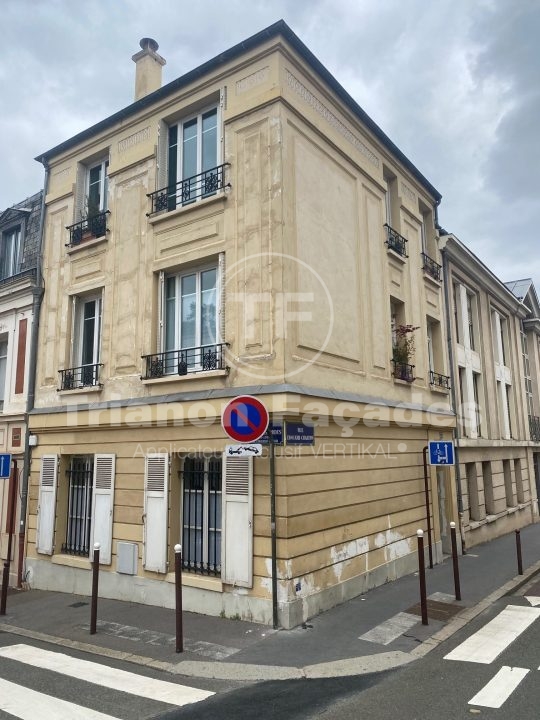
[0,676,118,720]
[468,666,530,709]
[444,605,540,664]
[0,643,214,708]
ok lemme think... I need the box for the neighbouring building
[441,236,538,547]
[0,191,42,586]
[26,22,458,627]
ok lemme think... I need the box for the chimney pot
[140,37,159,53]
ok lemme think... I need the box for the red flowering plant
[392,324,420,365]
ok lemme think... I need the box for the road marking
[359,612,419,645]
[525,596,540,607]
[469,666,529,708]
[444,605,540,664]
[428,592,455,603]
[0,644,214,706]
[0,677,116,720]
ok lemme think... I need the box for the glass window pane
[88,166,101,213]
[81,300,96,365]
[165,277,177,357]
[201,269,217,346]
[181,274,197,349]
[202,110,217,172]
[182,119,198,180]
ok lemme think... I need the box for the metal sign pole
[269,431,278,629]
[422,446,434,569]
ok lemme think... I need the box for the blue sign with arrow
[428,441,455,466]
[0,453,12,479]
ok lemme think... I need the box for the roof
[35,20,441,201]
[505,279,533,301]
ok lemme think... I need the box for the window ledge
[430,384,449,395]
[57,385,103,396]
[142,369,228,385]
[468,518,486,530]
[393,377,415,386]
[518,502,529,510]
[506,506,518,514]
[386,247,407,264]
[147,193,227,226]
[51,554,91,570]
[165,571,222,593]
[423,270,442,287]
[66,235,107,254]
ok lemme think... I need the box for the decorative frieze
[400,181,415,203]
[236,66,269,94]
[118,127,150,153]
[286,69,379,168]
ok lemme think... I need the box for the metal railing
[58,363,103,391]
[421,252,442,282]
[392,359,415,383]
[429,370,451,390]
[147,163,230,216]
[0,267,37,288]
[65,211,110,247]
[529,415,540,442]
[141,343,229,379]
[384,224,408,257]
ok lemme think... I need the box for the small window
[86,159,109,216]
[0,226,22,280]
[503,459,514,507]
[63,456,94,556]
[466,462,480,521]
[61,293,102,390]
[515,459,524,504]
[483,461,495,515]
[181,455,222,576]
[0,338,8,411]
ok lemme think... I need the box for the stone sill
[57,385,102,396]
[51,553,92,570]
[393,377,415,386]
[423,270,442,287]
[430,384,449,395]
[147,193,227,226]
[166,571,222,593]
[468,504,529,531]
[142,369,228,385]
[386,247,407,264]
[66,235,107,255]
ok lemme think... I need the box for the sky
[1,0,538,287]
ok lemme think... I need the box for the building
[26,22,457,627]
[441,236,538,547]
[0,190,42,586]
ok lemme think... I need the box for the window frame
[63,455,94,557]
[86,158,109,214]
[0,225,22,280]
[0,337,8,411]
[71,291,103,370]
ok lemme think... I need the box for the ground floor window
[181,455,222,575]
[62,456,93,556]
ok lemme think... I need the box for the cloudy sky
[2,0,538,286]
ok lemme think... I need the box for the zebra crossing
[0,642,214,719]
[444,598,540,709]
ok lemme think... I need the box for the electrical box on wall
[116,542,138,575]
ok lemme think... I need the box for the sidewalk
[2,522,540,681]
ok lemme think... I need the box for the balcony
[392,359,415,383]
[529,415,540,442]
[147,163,230,217]
[58,364,103,391]
[384,224,408,258]
[142,343,229,380]
[65,211,110,248]
[429,370,451,390]
[421,252,442,282]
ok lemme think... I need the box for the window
[503,459,514,507]
[466,292,476,351]
[62,294,102,389]
[0,226,22,279]
[0,339,7,410]
[473,372,482,437]
[163,266,218,372]
[86,159,109,215]
[521,324,534,417]
[63,456,93,556]
[181,455,222,575]
[168,107,218,208]
[427,323,434,372]
[483,461,495,515]
[466,462,480,521]
[515,459,524,504]
[453,283,460,343]
[505,385,513,438]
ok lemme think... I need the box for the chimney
[132,38,166,101]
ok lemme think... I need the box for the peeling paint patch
[330,538,369,581]
[374,529,411,562]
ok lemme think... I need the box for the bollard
[90,542,100,635]
[417,529,428,625]
[450,522,462,601]
[515,529,523,575]
[0,562,8,616]
[175,544,183,653]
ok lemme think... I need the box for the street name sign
[286,422,315,446]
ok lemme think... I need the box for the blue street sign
[286,422,314,446]
[428,441,455,466]
[0,453,12,479]
[260,424,284,445]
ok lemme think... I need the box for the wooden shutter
[91,454,115,564]
[222,455,253,587]
[218,252,225,343]
[156,120,168,191]
[36,455,58,555]
[143,453,169,573]
[74,162,86,222]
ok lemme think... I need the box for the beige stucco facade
[26,24,458,626]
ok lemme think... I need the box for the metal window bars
[429,370,451,390]
[65,211,110,248]
[421,252,442,282]
[384,223,408,258]
[392,359,416,383]
[141,343,229,379]
[147,163,230,216]
[62,459,93,556]
[58,364,103,391]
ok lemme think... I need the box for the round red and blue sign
[222,395,269,443]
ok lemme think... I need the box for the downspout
[17,159,48,587]
[441,245,465,552]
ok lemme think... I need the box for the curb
[1,559,539,681]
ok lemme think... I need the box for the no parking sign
[221,396,269,443]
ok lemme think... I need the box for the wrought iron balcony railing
[421,252,442,282]
[0,267,37,288]
[147,163,230,217]
[58,363,103,391]
[384,224,408,258]
[429,370,451,390]
[392,359,415,383]
[141,343,229,379]
[65,211,110,247]
[529,415,540,442]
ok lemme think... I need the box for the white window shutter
[143,453,169,573]
[36,455,58,555]
[91,454,115,564]
[157,120,168,191]
[222,455,253,587]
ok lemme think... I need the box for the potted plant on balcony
[392,324,419,382]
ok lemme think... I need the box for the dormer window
[0,226,22,280]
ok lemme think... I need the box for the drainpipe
[17,160,48,587]
[441,245,465,552]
